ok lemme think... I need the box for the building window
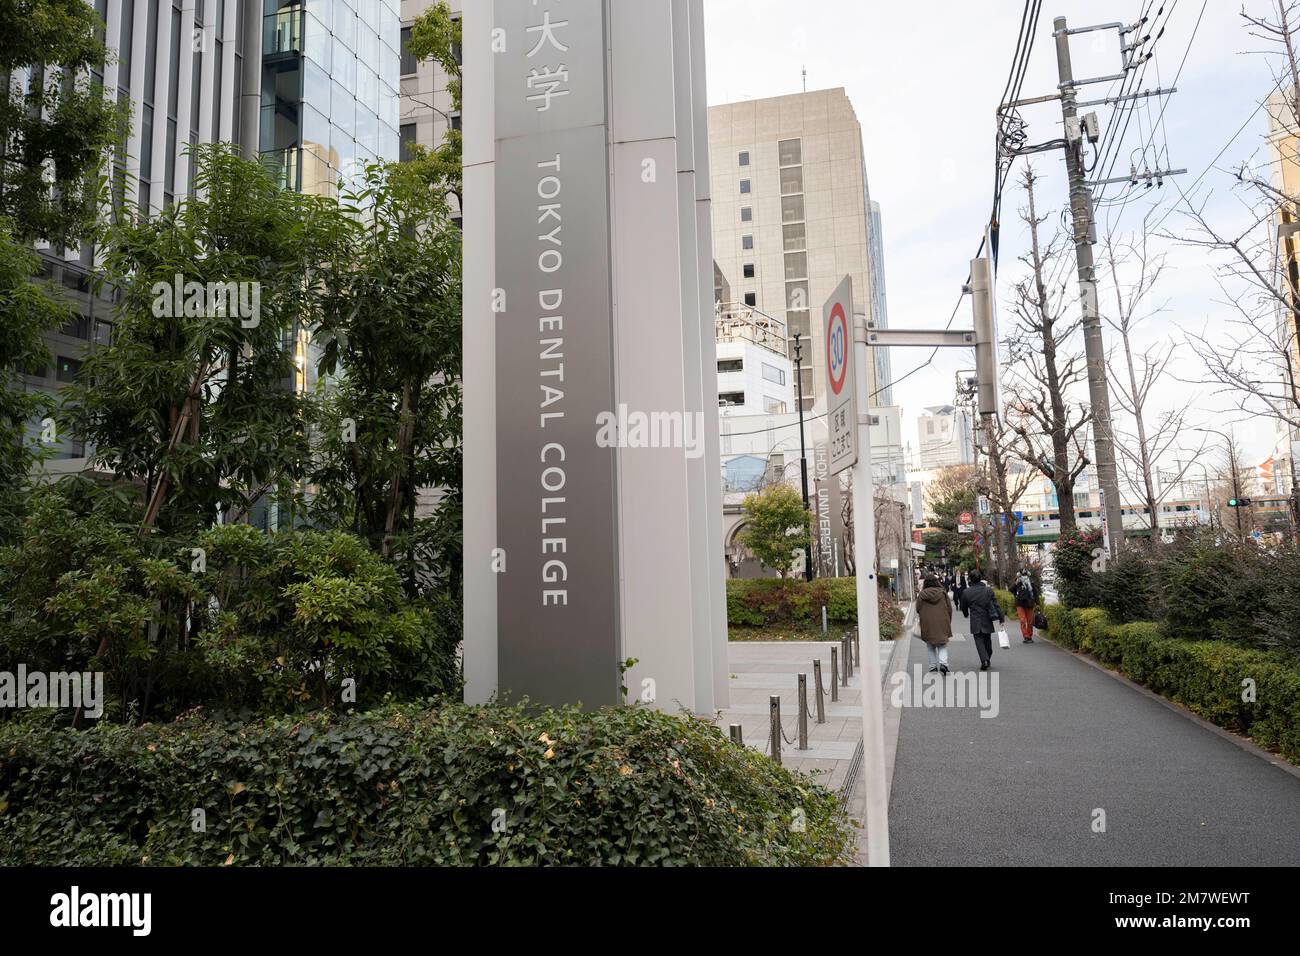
[738,150,750,166]
[785,311,809,338]
[784,252,807,281]
[761,363,786,386]
[783,222,806,251]
[400,26,417,75]
[56,357,82,383]
[739,179,751,194]
[781,195,804,223]
[742,234,753,250]
[718,358,743,373]
[778,138,802,166]
[741,206,752,222]
[400,123,417,161]
[743,292,757,306]
[785,281,809,311]
[61,316,90,339]
[779,166,803,195]
[719,391,745,407]
[764,397,788,414]
[743,263,755,279]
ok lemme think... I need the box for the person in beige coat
[915,575,954,674]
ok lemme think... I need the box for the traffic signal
[1227,497,1252,508]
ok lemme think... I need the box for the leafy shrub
[1158,535,1256,640]
[1040,606,1300,764]
[0,488,460,723]
[1248,548,1300,656]
[0,702,855,866]
[1091,547,1161,624]
[727,577,903,639]
[1054,526,1102,608]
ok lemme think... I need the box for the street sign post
[824,276,858,476]
[831,276,889,867]
[978,495,991,516]
[958,510,974,534]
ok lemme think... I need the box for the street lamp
[792,332,813,581]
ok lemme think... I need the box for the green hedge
[1042,606,1300,764]
[727,577,901,639]
[0,702,854,866]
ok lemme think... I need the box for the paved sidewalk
[719,639,890,792]
[886,610,1300,865]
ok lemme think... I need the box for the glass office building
[261,0,402,197]
[23,0,402,474]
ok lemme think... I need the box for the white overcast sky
[703,0,1292,477]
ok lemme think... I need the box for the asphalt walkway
[887,609,1300,865]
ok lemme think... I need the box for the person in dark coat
[959,570,1006,671]
[915,575,954,674]
[952,573,966,608]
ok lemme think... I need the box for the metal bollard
[830,646,840,701]
[821,605,828,634]
[853,627,861,669]
[843,635,853,680]
[769,695,782,766]
[797,674,809,750]
[813,659,826,723]
[729,723,743,746]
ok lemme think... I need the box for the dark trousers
[972,632,993,666]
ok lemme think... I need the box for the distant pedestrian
[960,571,1006,671]
[915,575,954,674]
[953,573,967,608]
[1014,568,1036,643]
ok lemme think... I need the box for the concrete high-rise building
[868,200,893,407]
[917,404,974,470]
[20,0,402,468]
[708,88,883,412]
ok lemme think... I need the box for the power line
[875,2,1043,405]
[1099,0,1208,235]
[1148,70,1289,235]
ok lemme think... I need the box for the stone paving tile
[719,638,900,818]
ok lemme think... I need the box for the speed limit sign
[823,275,857,476]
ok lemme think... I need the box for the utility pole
[1053,16,1126,558]
[793,332,813,581]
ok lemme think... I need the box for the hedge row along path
[887,608,1300,865]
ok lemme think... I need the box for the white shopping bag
[997,628,1011,650]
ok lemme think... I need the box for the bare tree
[1101,230,1210,536]
[975,415,1036,587]
[1212,431,1256,540]
[1173,3,1300,442]
[1003,168,1093,532]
